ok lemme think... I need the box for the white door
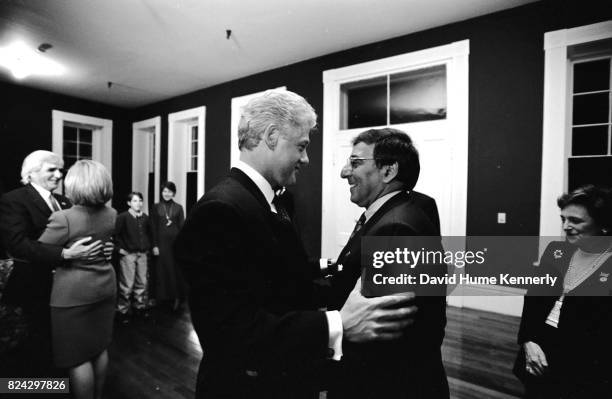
[325,119,452,260]
[321,41,469,261]
[168,107,205,213]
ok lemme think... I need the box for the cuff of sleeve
[319,258,328,271]
[326,310,343,361]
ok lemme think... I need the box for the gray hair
[64,160,113,206]
[20,150,64,185]
[237,89,317,150]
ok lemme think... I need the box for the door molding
[540,20,612,238]
[321,40,470,256]
[132,116,161,210]
[167,106,206,208]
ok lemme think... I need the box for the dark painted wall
[0,81,131,207]
[129,1,612,257]
[1,1,609,259]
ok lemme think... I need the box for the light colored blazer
[39,205,117,307]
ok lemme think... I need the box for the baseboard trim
[447,284,525,317]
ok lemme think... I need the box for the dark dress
[150,200,186,302]
[516,241,612,398]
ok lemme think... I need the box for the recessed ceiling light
[0,41,65,80]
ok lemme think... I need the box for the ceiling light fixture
[0,41,65,80]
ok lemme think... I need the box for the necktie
[49,194,61,212]
[272,195,292,224]
[349,213,366,240]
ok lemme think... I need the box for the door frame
[167,106,206,209]
[539,20,612,238]
[321,40,470,255]
[132,116,161,211]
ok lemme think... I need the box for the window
[340,64,447,129]
[570,57,611,156]
[63,124,93,168]
[568,54,612,190]
[189,124,198,172]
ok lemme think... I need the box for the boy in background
[115,192,153,323]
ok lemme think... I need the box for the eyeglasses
[346,157,375,169]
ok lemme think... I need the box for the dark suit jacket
[327,191,449,399]
[0,184,70,307]
[517,241,612,397]
[174,168,329,399]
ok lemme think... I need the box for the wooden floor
[104,305,524,399]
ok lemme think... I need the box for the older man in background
[0,150,104,377]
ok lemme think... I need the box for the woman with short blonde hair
[39,160,117,399]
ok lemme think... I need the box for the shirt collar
[31,182,53,201]
[128,208,144,218]
[364,190,403,222]
[235,160,275,209]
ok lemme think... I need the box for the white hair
[20,150,64,185]
[237,89,317,150]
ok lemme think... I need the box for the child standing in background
[114,192,153,323]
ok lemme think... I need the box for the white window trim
[168,106,206,199]
[52,110,113,175]
[132,116,161,203]
[540,20,612,237]
[321,39,470,243]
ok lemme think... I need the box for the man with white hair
[175,90,417,398]
[0,150,105,377]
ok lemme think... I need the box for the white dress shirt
[31,182,60,212]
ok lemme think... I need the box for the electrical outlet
[497,212,506,224]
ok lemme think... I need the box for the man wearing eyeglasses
[174,91,420,399]
[326,128,449,399]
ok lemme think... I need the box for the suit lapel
[229,168,272,215]
[52,193,70,210]
[337,192,408,269]
[360,191,408,236]
[26,184,52,217]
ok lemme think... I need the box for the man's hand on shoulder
[340,278,417,343]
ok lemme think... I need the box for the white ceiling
[0,0,537,108]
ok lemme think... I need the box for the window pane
[572,92,610,125]
[78,129,92,144]
[573,59,610,93]
[390,65,447,124]
[191,157,197,171]
[63,141,77,156]
[572,125,609,156]
[79,143,92,157]
[568,156,612,190]
[192,142,198,156]
[191,126,198,141]
[64,126,77,141]
[341,76,387,129]
[64,156,77,169]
